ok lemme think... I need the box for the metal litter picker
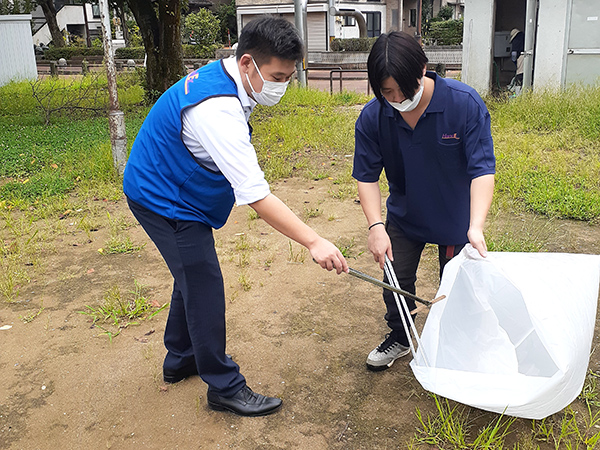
[348,256,445,366]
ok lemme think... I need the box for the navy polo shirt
[353,71,495,245]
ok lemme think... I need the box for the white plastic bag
[410,245,600,419]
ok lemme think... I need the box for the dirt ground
[1,177,600,450]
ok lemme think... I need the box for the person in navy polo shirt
[123,16,348,416]
[353,31,495,371]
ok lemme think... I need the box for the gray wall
[462,0,494,94]
[534,1,569,88]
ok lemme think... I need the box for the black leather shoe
[163,363,198,384]
[207,386,282,417]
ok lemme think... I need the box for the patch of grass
[489,85,600,221]
[0,214,46,302]
[238,270,252,291]
[99,212,144,254]
[0,258,30,302]
[247,208,259,221]
[303,205,323,221]
[580,371,600,408]
[411,392,600,450]
[20,301,44,323]
[335,237,363,259]
[485,210,556,252]
[0,78,146,211]
[288,241,306,264]
[414,395,469,448]
[79,280,167,340]
[251,86,367,183]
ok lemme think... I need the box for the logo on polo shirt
[442,133,460,140]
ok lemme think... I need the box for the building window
[409,8,416,27]
[365,11,381,37]
[92,4,100,18]
[341,10,356,27]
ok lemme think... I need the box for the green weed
[238,270,252,291]
[303,206,323,221]
[79,280,167,340]
[335,237,363,259]
[100,211,144,254]
[20,301,44,323]
[288,241,306,264]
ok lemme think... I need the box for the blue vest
[123,60,241,228]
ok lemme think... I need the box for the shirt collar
[222,56,256,111]
[382,71,447,117]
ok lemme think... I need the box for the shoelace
[377,334,400,353]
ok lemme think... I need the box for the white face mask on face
[389,77,425,113]
[246,57,289,106]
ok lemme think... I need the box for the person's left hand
[467,226,488,257]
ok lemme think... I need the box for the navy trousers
[127,198,246,396]
[383,220,465,346]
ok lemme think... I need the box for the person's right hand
[367,224,393,269]
[308,237,349,274]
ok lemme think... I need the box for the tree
[126,0,186,101]
[183,9,221,57]
[437,5,453,21]
[215,0,236,46]
[37,0,65,47]
[0,0,64,47]
[421,0,434,37]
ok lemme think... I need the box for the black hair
[236,16,304,65]
[367,31,428,103]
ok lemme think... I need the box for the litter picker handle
[348,267,444,308]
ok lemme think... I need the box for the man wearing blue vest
[123,16,348,416]
[353,32,495,371]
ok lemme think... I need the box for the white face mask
[246,57,289,106]
[389,77,425,113]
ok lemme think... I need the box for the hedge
[44,46,104,60]
[115,47,146,59]
[44,45,219,61]
[330,37,377,52]
[182,44,219,59]
[115,45,216,59]
[427,19,463,45]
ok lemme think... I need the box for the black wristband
[368,221,384,230]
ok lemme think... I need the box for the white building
[31,2,102,46]
[462,0,600,94]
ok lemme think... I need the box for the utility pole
[294,0,308,87]
[98,0,127,175]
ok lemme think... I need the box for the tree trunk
[38,0,65,47]
[126,0,185,100]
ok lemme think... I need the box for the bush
[183,9,221,58]
[44,47,104,61]
[437,5,454,21]
[427,19,463,45]
[330,37,377,52]
[115,47,146,60]
[182,44,218,59]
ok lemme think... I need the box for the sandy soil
[1,177,600,449]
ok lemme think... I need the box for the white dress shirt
[181,56,270,206]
